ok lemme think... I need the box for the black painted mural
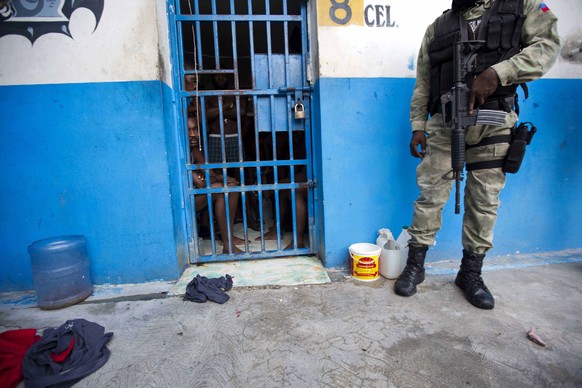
[0,0,104,43]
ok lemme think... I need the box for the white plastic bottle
[396,226,411,271]
[380,239,402,279]
[375,229,402,279]
[376,228,394,249]
[396,226,410,249]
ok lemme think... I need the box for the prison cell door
[171,0,316,263]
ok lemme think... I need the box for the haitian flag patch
[540,3,550,12]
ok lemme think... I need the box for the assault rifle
[440,40,508,214]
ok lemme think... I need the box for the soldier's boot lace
[394,245,429,297]
[455,249,494,309]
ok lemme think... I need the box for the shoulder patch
[540,3,550,13]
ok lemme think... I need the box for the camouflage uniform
[408,0,560,254]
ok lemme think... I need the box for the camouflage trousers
[408,111,518,255]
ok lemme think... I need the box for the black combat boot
[455,250,495,309]
[394,245,429,297]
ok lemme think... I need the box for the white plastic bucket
[349,243,381,281]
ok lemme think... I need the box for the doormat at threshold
[168,255,330,296]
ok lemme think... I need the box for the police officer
[395,0,560,309]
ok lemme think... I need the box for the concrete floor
[1,251,582,387]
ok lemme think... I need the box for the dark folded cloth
[184,274,233,304]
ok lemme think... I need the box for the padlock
[294,99,305,119]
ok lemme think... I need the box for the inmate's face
[188,124,200,149]
[185,74,197,91]
[187,107,199,147]
[211,73,228,89]
[185,71,199,147]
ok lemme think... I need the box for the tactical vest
[427,0,526,115]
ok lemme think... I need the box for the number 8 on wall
[317,0,365,27]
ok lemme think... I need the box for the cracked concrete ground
[1,255,581,387]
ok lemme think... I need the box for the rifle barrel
[455,179,461,214]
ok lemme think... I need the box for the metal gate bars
[171,0,315,262]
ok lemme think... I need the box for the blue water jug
[28,235,93,310]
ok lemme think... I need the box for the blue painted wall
[315,77,582,268]
[0,81,180,292]
[1,76,579,292]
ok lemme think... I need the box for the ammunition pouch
[465,122,537,174]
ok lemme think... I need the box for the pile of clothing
[1,319,113,388]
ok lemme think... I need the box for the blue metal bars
[172,0,314,262]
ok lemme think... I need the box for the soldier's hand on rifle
[468,67,500,115]
[410,130,427,158]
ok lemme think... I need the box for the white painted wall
[316,0,582,79]
[156,0,173,87]
[549,1,582,79]
[0,0,161,86]
[317,0,449,78]
[2,1,579,86]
